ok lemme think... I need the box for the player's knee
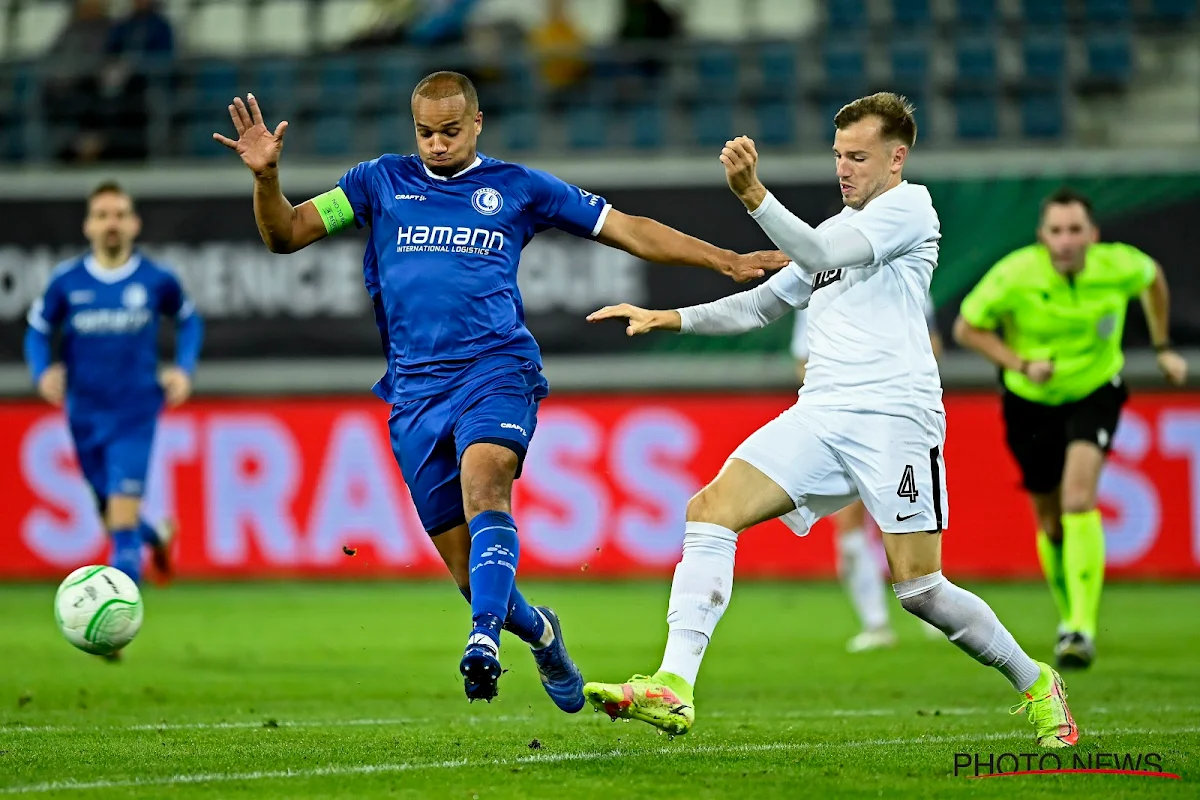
[1060,486,1097,515]
[685,488,721,525]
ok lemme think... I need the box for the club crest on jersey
[122,283,148,309]
[471,187,504,216]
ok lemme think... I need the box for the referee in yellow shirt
[953,187,1187,670]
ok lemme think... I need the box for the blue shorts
[388,359,549,535]
[68,415,157,505]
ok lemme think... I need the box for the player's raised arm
[588,264,807,337]
[720,136,874,275]
[594,209,789,284]
[214,95,329,253]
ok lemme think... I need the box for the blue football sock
[506,585,547,646]
[110,528,142,584]
[138,518,159,547]
[467,510,520,644]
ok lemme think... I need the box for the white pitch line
[1,726,1196,795]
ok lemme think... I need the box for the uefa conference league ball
[54,566,144,655]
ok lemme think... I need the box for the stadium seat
[891,38,932,90]
[379,53,424,103]
[695,45,740,100]
[376,111,409,154]
[258,0,311,55]
[1022,34,1067,83]
[0,1,10,61]
[755,100,795,146]
[12,0,69,57]
[192,61,240,115]
[313,114,354,157]
[692,100,735,147]
[251,60,299,118]
[955,0,998,29]
[1021,0,1065,27]
[686,0,749,40]
[1085,30,1133,84]
[891,0,932,29]
[500,108,538,152]
[955,36,998,87]
[317,0,375,49]
[823,41,867,87]
[318,57,360,109]
[953,92,999,139]
[188,2,249,56]
[750,0,816,37]
[566,104,609,150]
[757,41,799,100]
[1019,89,1066,139]
[1084,0,1131,23]
[1151,0,1199,23]
[827,0,867,28]
[630,101,666,149]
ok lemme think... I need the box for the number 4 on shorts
[897,464,919,503]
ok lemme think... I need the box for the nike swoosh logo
[896,512,920,522]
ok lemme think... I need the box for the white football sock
[837,528,891,632]
[895,571,1041,692]
[658,521,738,686]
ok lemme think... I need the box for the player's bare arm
[589,279,796,337]
[586,304,681,336]
[594,208,788,284]
[214,95,329,254]
[1140,262,1187,385]
[952,316,1054,384]
[720,136,874,275]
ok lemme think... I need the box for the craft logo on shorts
[472,187,504,216]
[122,283,148,309]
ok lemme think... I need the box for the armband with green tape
[312,187,355,235]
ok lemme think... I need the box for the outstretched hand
[213,94,288,176]
[586,304,681,336]
[721,250,791,283]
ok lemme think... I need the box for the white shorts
[729,400,948,535]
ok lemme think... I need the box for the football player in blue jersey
[25,181,205,600]
[215,71,786,708]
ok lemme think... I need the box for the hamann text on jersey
[338,154,610,401]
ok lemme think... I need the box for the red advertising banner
[2,392,1198,580]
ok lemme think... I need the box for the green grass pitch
[2,580,1197,798]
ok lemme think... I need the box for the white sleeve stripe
[591,203,612,237]
[178,299,196,319]
[26,301,50,333]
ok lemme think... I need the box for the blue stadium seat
[955,0,998,28]
[757,42,799,99]
[1022,34,1067,82]
[1019,89,1066,138]
[1086,30,1133,83]
[318,57,359,108]
[755,100,795,146]
[500,56,539,108]
[379,53,424,100]
[953,93,999,139]
[313,114,354,156]
[693,101,735,147]
[695,45,740,99]
[955,36,997,85]
[500,109,539,152]
[193,61,239,110]
[828,0,867,28]
[1152,0,1199,22]
[377,112,408,154]
[891,39,931,88]
[1022,0,1065,27]
[1084,0,1131,23]
[252,60,298,117]
[567,104,608,150]
[824,41,867,86]
[892,0,932,28]
[630,101,666,149]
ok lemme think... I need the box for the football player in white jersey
[582,93,1078,748]
[791,293,944,653]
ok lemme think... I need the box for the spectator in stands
[615,0,679,91]
[43,0,112,162]
[100,0,177,161]
[529,0,589,103]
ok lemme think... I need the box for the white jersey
[765,181,943,414]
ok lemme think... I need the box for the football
[54,566,144,655]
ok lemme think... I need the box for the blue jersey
[337,153,609,400]
[25,253,203,421]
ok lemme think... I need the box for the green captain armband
[312,187,355,235]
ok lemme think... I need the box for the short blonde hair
[833,92,917,147]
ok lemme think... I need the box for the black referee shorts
[1001,376,1129,494]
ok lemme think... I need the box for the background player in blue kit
[214,71,787,708]
[25,181,204,601]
